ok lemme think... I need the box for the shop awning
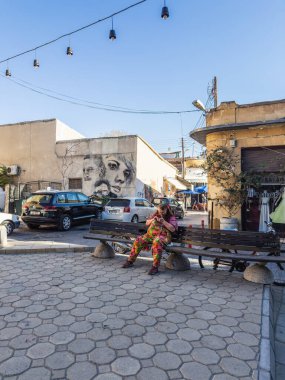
[166,178,187,190]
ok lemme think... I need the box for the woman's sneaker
[148,266,159,275]
[122,261,134,268]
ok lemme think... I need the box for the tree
[55,143,80,189]
[202,147,261,217]
[0,165,10,189]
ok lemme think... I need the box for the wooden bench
[84,219,285,284]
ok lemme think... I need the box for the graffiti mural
[83,154,135,197]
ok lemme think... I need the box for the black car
[152,197,184,219]
[22,190,102,231]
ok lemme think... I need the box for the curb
[0,246,94,254]
[259,286,276,380]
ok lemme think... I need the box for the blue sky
[0,0,285,154]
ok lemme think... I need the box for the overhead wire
[0,0,148,64]
[0,73,201,115]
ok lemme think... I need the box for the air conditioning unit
[7,165,20,176]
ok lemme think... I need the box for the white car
[102,198,156,223]
[0,212,21,235]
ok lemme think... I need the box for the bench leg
[165,253,190,271]
[243,263,274,284]
[91,241,115,259]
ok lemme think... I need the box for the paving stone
[136,316,156,327]
[69,321,93,333]
[0,347,13,363]
[45,352,74,370]
[87,327,112,341]
[191,347,220,364]
[166,312,187,323]
[70,307,91,317]
[209,324,233,337]
[0,327,21,340]
[96,374,122,380]
[227,343,256,360]
[129,343,155,359]
[201,335,227,349]
[166,339,192,354]
[112,357,141,376]
[67,362,97,380]
[0,356,31,376]
[233,332,259,346]
[103,318,126,329]
[0,307,15,316]
[177,328,201,341]
[108,335,132,349]
[67,338,95,354]
[156,322,178,333]
[212,374,237,380]
[50,331,75,345]
[4,311,28,322]
[27,342,55,359]
[153,352,181,370]
[34,324,58,337]
[56,302,76,311]
[220,357,251,377]
[137,367,168,380]
[18,318,42,329]
[240,321,260,334]
[188,314,211,328]
[53,315,76,326]
[89,347,116,364]
[180,362,212,380]
[143,331,168,345]
[38,310,60,319]
[17,367,51,380]
[122,324,146,338]
[195,310,216,320]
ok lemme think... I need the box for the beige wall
[0,119,60,184]
[136,137,177,199]
[206,100,285,228]
[207,100,285,127]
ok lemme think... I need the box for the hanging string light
[5,61,11,77]
[66,37,73,56]
[161,0,169,19]
[109,17,117,40]
[33,50,40,68]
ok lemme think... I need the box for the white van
[0,212,20,235]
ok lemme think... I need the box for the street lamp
[192,99,206,112]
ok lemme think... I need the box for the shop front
[242,146,285,236]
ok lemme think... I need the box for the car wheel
[58,214,72,231]
[131,215,139,223]
[26,223,40,230]
[3,221,14,236]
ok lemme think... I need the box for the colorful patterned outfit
[128,215,178,267]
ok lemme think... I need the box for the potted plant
[202,147,260,230]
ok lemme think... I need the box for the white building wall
[136,137,177,200]
[56,120,85,141]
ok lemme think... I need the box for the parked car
[22,190,102,231]
[152,197,184,219]
[0,212,20,235]
[102,198,156,223]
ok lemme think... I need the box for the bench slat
[165,246,285,263]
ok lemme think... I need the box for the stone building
[0,119,176,203]
[190,99,285,233]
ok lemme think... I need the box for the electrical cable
[0,0,148,64]
[0,73,200,115]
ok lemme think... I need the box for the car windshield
[106,199,130,207]
[26,194,53,205]
[152,198,163,206]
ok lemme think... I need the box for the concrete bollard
[0,225,8,247]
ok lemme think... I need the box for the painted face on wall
[102,155,134,195]
[82,154,135,197]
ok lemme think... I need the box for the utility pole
[213,76,218,108]
[181,137,185,179]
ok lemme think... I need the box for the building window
[69,178,82,190]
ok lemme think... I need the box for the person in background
[122,203,178,275]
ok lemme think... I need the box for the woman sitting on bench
[122,203,178,275]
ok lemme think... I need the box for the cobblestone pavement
[0,252,263,380]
